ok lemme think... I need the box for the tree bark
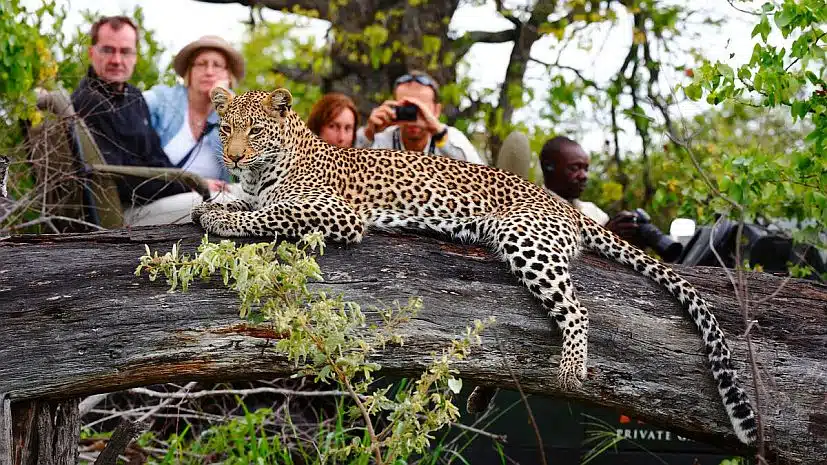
[1,399,80,465]
[323,0,462,120]
[0,225,825,464]
[487,0,555,161]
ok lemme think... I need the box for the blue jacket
[143,84,231,181]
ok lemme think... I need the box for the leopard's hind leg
[495,210,589,387]
[468,211,588,413]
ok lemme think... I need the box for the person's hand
[206,178,230,193]
[398,96,445,135]
[605,210,640,243]
[364,100,399,141]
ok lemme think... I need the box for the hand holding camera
[396,96,444,135]
[364,97,445,141]
[607,208,683,262]
[393,103,418,121]
[364,100,399,140]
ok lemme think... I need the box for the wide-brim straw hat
[173,35,245,81]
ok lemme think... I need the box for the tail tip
[734,414,758,445]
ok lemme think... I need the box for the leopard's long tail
[578,214,758,445]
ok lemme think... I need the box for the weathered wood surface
[1,225,825,463]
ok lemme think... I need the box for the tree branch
[92,419,148,465]
[529,57,600,89]
[450,29,517,62]
[192,0,330,18]
[493,0,521,28]
[1,225,825,464]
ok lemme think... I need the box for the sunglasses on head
[394,74,438,92]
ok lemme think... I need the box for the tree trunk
[0,398,80,465]
[1,225,825,464]
[200,0,462,121]
[487,21,539,161]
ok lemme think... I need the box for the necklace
[189,112,207,137]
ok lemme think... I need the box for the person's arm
[72,88,134,167]
[142,86,162,131]
[354,127,374,149]
[363,100,399,143]
[74,88,191,205]
[604,210,642,245]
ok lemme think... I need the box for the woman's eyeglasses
[192,61,228,71]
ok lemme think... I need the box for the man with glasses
[355,71,486,165]
[71,16,191,209]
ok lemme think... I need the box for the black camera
[394,104,418,121]
[628,208,683,262]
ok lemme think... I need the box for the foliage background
[1,0,824,254]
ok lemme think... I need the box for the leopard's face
[210,87,294,172]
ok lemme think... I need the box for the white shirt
[355,126,486,165]
[163,106,224,180]
[543,186,610,226]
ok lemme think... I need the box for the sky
[33,0,765,152]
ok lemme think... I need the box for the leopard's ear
[210,86,234,117]
[263,88,293,118]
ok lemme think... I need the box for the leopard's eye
[249,126,264,136]
[220,122,231,133]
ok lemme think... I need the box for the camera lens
[639,223,683,262]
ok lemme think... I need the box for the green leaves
[775,9,795,28]
[684,82,702,100]
[0,2,173,154]
[675,0,826,266]
[751,15,772,42]
[791,100,810,119]
[136,234,494,464]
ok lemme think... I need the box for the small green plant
[135,234,494,464]
[719,458,746,465]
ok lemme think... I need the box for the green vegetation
[3,0,824,273]
[677,0,826,274]
[1,0,823,461]
[134,234,495,464]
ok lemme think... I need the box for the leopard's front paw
[199,210,239,237]
[191,201,222,224]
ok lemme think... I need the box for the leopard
[192,86,758,445]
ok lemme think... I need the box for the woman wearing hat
[144,35,245,192]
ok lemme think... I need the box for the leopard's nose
[225,153,244,164]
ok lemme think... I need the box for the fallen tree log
[0,224,825,464]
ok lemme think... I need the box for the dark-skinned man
[539,136,641,243]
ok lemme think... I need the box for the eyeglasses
[96,45,136,57]
[192,60,228,71]
[395,73,438,90]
